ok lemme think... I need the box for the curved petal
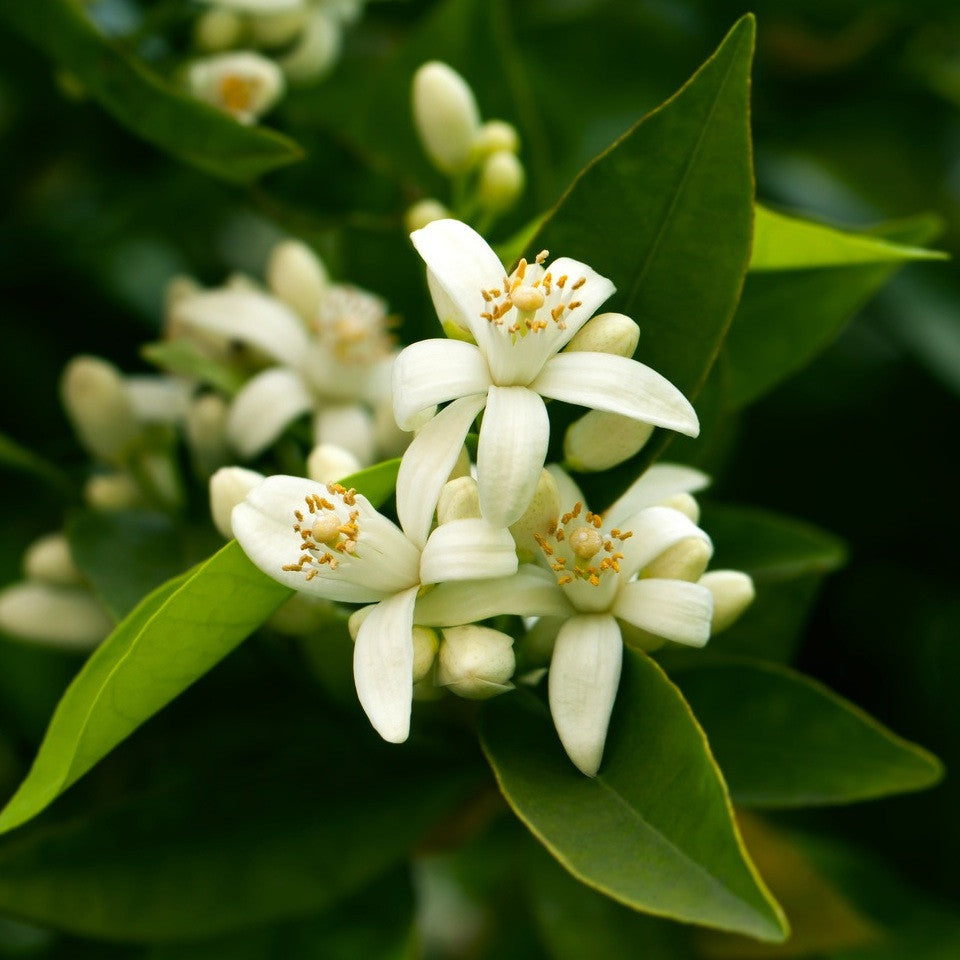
[605,463,711,527]
[613,578,713,647]
[544,256,616,349]
[232,474,420,602]
[396,394,487,549]
[173,288,310,367]
[353,586,419,743]
[392,339,491,430]
[313,403,375,466]
[477,386,550,528]
[228,367,313,459]
[617,505,711,580]
[548,614,623,776]
[545,464,586,513]
[532,352,699,437]
[420,518,518,584]
[415,565,571,627]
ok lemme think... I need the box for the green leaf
[749,206,947,271]
[0,541,292,835]
[674,658,943,808]
[141,341,246,397]
[0,1,303,183]
[0,653,472,940]
[723,212,944,408]
[701,503,847,583]
[534,15,755,484]
[339,458,401,509]
[0,432,71,493]
[480,648,787,942]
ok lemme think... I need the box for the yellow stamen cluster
[313,288,395,365]
[219,74,256,113]
[479,250,587,337]
[281,484,360,581]
[534,502,631,588]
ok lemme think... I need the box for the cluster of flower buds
[230,219,757,776]
[188,0,367,122]
[407,62,525,233]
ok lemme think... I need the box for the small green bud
[404,198,451,234]
[23,534,83,587]
[565,312,639,358]
[477,150,524,213]
[412,61,481,174]
[564,410,654,472]
[473,119,520,157]
[193,9,243,53]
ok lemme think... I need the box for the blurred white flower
[187,51,284,124]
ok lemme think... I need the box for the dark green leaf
[1,0,303,183]
[480,648,787,942]
[0,542,292,834]
[141,341,246,397]
[674,658,943,808]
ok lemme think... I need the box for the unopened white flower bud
[347,609,437,683]
[643,535,713,582]
[61,356,139,463]
[194,9,244,52]
[660,492,700,523]
[412,61,481,174]
[267,239,328,322]
[186,393,232,476]
[164,274,202,312]
[509,470,560,562]
[437,476,481,524]
[564,410,654,472]
[278,11,341,84]
[306,443,361,484]
[23,534,83,587]
[313,405,375,467]
[404,199,450,234]
[438,625,515,699]
[477,150,524,213]
[447,444,472,482]
[473,119,519,158]
[347,604,373,641]
[0,582,112,649]
[210,466,264,538]
[84,472,142,511]
[125,376,192,424]
[565,312,640,358]
[188,51,284,124]
[248,10,310,49]
[700,570,755,634]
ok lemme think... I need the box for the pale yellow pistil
[535,501,631,588]
[282,483,360,581]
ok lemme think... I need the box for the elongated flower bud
[0,582,112,649]
[509,469,560,563]
[404,198,450,234]
[194,9,243,52]
[437,476,481,524]
[84,472,142,511]
[23,533,83,586]
[478,150,524,213]
[565,312,639,358]
[412,62,480,174]
[248,10,310,49]
[267,240,328,322]
[564,410,654,472]
[348,608,438,684]
[643,535,713,582]
[278,11,342,84]
[209,466,265,539]
[660,492,700,523]
[473,119,519,158]
[700,570,755,634]
[438,625,514,699]
[306,443,361,484]
[61,356,139,463]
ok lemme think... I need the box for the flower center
[313,286,393,365]
[479,250,587,338]
[219,74,257,113]
[535,501,632,588]
[282,483,360,581]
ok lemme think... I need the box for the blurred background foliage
[0,0,958,956]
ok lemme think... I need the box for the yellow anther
[219,74,254,112]
[535,249,549,264]
[572,276,586,290]
[557,275,568,288]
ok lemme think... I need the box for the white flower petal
[532,352,699,437]
[173,288,310,367]
[548,614,623,777]
[313,403,375,466]
[617,505,711,580]
[392,339,491,430]
[227,367,313,458]
[420,518,518,584]
[353,586,419,743]
[544,256,616,349]
[613,579,713,647]
[411,219,505,347]
[415,565,571,627]
[396,394,487,549]
[477,386,550,528]
[232,474,420,602]
[545,464,586,513]
[605,463,711,527]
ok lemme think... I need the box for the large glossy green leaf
[722,214,944,408]
[0,541,292,834]
[1,1,303,183]
[0,653,471,941]
[480,648,787,942]
[674,658,942,808]
[535,16,755,486]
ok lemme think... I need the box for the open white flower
[393,220,700,541]
[232,474,518,742]
[187,51,284,125]
[414,466,716,777]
